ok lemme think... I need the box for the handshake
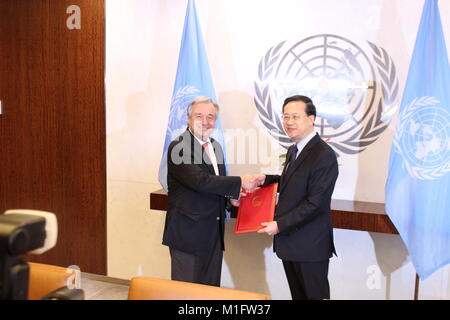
[240,173,266,192]
[230,174,266,207]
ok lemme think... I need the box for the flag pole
[414,273,419,300]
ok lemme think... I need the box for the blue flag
[385,0,450,280]
[158,0,226,192]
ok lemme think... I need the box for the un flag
[158,0,226,192]
[385,0,450,279]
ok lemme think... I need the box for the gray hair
[186,96,220,119]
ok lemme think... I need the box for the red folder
[234,183,278,234]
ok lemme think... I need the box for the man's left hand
[230,192,248,207]
[257,221,279,236]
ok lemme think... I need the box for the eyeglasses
[192,114,216,122]
[282,114,308,121]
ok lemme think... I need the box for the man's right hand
[240,174,266,192]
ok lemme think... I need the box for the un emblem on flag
[393,96,450,180]
[254,34,399,155]
[167,86,200,141]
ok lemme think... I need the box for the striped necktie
[202,142,211,161]
[283,144,298,179]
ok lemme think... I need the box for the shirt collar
[188,127,211,146]
[295,131,316,156]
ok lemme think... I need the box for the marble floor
[80,273,130,300]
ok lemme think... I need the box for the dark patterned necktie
[284,145,298,178]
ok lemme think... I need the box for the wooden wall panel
[0,0,106,275]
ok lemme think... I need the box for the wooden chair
[128,276,270,300]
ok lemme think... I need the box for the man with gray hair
[162,96,259,286]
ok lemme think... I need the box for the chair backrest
[27,262,77,300]
[128,276,270,300]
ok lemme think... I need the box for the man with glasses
[257,95,339,300]
[162,96,258,286]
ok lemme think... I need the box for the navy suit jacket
[264,133,338,262]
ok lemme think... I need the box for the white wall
[105,0,450,299]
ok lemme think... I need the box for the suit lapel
[279,145,295,186]
[280,134,320,192]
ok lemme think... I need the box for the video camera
[0,210,84,300]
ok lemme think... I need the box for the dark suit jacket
[264,133,338,262]
[162,129,241,257]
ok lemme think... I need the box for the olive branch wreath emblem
[254,38,399,155]
[167,85,200,139]
[392,96,450,180]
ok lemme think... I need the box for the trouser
[169,238,223,287]
[282,259,330,300]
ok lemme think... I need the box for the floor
[80,273,130,300]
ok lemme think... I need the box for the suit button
[216,217,220,220]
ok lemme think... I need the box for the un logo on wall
[254,34,399,154]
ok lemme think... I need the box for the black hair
[282,95,316,118]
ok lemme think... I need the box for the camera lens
[8,228,29,255]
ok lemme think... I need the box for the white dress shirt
[191,132,219,176]
[294,131,317,159]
